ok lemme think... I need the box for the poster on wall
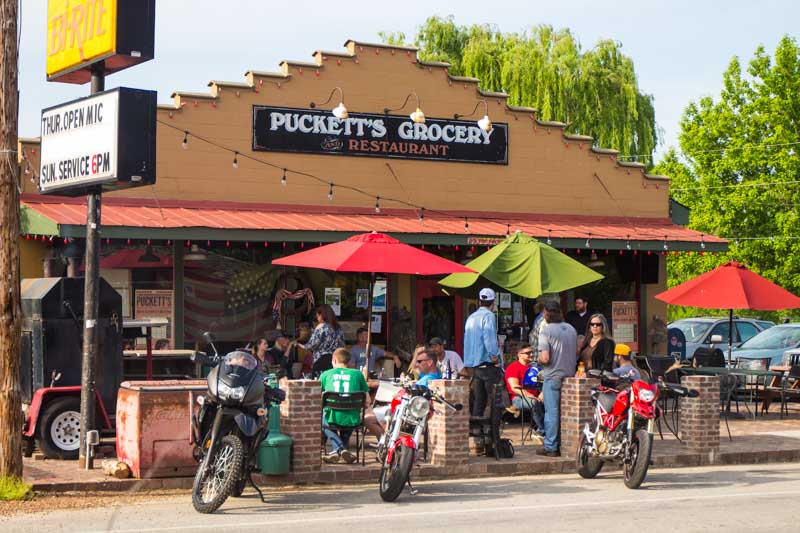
[356,288,369,309]
[372,280,387,312]
[612,301,639,352]
[371,314,382,334]
[134,289,173,348]
[324,287,342,316]
[499,292,512,309]
[512,301,524,324]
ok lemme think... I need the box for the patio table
[685,367,782,419]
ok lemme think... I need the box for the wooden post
[0,0,23,478]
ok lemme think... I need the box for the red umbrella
[655,261,800,363]
[273,232,474,377]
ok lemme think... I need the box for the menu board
[612,301,639,352]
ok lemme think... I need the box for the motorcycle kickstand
[248,472,268,504]
[406,477,419,496]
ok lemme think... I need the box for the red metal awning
[21,194,724,250]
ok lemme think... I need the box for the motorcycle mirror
[202,331,216,344]
[454,403,464,411]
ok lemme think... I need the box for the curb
[31,447,800,493]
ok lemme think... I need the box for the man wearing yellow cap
[612,344,641,381]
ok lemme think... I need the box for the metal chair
[693,347,726,368]
[321,391,367,465]
[511,386,542,444]
[719,374,738,441]
[779,365,800,417]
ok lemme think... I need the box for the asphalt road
[5,462,800,532]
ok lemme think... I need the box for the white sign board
[40,90,119,194]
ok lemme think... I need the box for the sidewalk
[25,405,800,492]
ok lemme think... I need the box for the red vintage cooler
[116,380,207,478]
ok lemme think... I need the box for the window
[736,322,760,343]
[707,322,731,344]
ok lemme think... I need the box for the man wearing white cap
[464,288,502,417]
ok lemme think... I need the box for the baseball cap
[428,337,444,346]
[544,300,560,312]
[479,288,496,301]
[614,343,632,357]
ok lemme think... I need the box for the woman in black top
[578,314,615,371]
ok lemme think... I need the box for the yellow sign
[46,0,117,78]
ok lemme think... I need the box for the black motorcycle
[190,333,285,514]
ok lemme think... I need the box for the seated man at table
[504,344,545,434]
[320,348,368,464]
[349,327,402,375]
[414,348,442,388]
[613,344,641,381]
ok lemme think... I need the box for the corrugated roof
[21,194,723,245]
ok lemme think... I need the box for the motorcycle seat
[597,393,618,413]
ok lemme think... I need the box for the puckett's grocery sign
[253,106,508,165]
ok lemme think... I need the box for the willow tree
[655,36,800,320]
[382,16,657,159]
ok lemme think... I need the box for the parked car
[731,324,800,367]
[668,317,773,360]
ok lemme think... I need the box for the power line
[671,180,800,192]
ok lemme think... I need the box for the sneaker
[322,450,341,464]
[535,448,560,458]
[340,449,357,464]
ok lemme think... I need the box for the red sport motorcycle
[376,383,462,502]
[577,370,697,489]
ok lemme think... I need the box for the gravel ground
[0,489,190,519]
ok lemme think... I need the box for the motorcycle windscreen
[219,351,259,386]
[234,412,260,436]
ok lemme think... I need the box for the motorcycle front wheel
[379,445,413,502]
[576,431,603,479]
[192,434,245,513]
[623,428,652,489]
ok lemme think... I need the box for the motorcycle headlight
[217,382,245,401]
[639,389,656,403]
[409,396,430,418]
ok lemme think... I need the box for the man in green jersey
[320,348,368,464]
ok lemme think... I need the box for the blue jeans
[512,395,545,433]
[322,418,352,453]
[542,378,562,452]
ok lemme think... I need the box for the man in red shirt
[505,344,545,435]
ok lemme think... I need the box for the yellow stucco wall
[20,239,47,279]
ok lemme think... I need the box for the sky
[17,0,799,163]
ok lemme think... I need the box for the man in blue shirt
[464,288,502,417]
[414,348,442,388]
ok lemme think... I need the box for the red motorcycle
[577,370,696,489]
[376,383,462,502]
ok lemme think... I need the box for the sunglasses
[590,323,603,327]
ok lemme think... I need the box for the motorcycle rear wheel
[192,434,245,513]
[379,445,413,502]
[623,429,652,489]
[576,431,603,479]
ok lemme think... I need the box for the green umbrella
[439,231,604,298]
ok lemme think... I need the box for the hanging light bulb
[506,224,511,237]
[663,236,669,251]
[418,208,425,225]
[328,183,334,201]
[464,218,470,233]
[232,151,239,169]
[374,196,381,214]
[181,131,189,150]
[585,237,591,248]
[700,235,706,250]
[547,229,552,246]
[626,235,632,250]
[281,169,287,186]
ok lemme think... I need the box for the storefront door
[415,279,463,355]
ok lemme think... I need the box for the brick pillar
[680,375,720,460]
[560,377,599,457]
[279,379,322,479]
[428,379,469,467]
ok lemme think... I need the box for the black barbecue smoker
[21,277,123,459]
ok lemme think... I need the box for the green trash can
[258,379,293,475]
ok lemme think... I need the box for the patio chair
[693,347,726,368]
[772,365,800,418]
[719,374,738,441]
[645,356,675,382]
[733,357,772,417]
[789,353,800,367]
[510,386,542,444]
[321,391,367,466]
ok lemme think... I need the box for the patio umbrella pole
[363,272,376,381]
[728,308,733,367]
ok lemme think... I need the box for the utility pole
[78,62,105,469]
[0,0,23,479]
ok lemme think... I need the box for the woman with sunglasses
[577,314,615,371]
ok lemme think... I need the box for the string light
[547,230,552,246]
[327,183,334,201]
[506,224,511,237]
[181,131,189,150]
[626,235,632,250]
[663,235,669,251]
[464,218,470,233]
[700,235,706,250]
[585,233,592,248]
[281,169,287,186]
[374,196,381,214]
[419,208,425,225]
[232,151,239,169]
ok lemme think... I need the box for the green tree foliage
[655,36,800,320]
[381,16,657,159]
